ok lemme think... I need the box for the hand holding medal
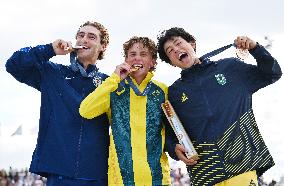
[115,63,144,80]
[234,36,257,60]
[200,36,257,62]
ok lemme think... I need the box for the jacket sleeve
[5,44,56,91]
[245,44,282,93]
[79,73,121,119]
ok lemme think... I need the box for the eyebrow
[77,31,97,36]
[87,33,96,36]
[140,50,148,54]
[165,38,179,53]
[173,38,179,44]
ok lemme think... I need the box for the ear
[150,59,155,67]
[149,59,157,71]
[101,44,107,52]
[190,42,196,51]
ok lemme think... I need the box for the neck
[131,73,147,85]
[182,58,201,70]
[80,59,97,70]
[194,58,201,65]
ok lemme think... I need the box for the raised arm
[234,36,282,93]
[5,39,73,90]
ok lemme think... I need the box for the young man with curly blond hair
[80,36,171,185]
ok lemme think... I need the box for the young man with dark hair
[157,27,282,186]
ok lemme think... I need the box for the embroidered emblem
[181,93,188,102]
[249,180,256,186]
[116,87,125,95]
[215,74,226,85]
[93,76,102,87]
[65,76,74,80]
[152,90,160,96]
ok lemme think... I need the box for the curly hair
[76,21,109,60]
[157,27,196,64]
[123,36,157,71]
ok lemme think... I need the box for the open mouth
[179,52,188,61]
[131,64,143,71]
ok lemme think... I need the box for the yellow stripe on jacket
[80,72,171,185]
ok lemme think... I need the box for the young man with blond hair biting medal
[80,36,171,185]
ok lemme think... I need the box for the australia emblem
[215,74,226,85]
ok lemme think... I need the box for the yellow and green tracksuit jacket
[80,72,171,186]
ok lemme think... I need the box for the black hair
[157,27,196,64]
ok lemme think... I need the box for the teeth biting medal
[65,45,88,51]
[131,64,143,71]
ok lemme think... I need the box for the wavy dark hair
[76,21,109,60]
[157,27,196,64]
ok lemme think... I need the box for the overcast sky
[0,0,283,182]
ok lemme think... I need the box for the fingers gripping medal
[161,100,199,160]
[124,64,152,96]
[235,47,249,60]
[235,37,250,60]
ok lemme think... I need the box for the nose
[134,55,142,61]
[82,36,89,43]
[173,46,179,53]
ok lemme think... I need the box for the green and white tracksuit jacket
[80,72,171,186]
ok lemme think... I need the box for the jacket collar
[128,72,154,91]
[180,58,214,80]
[70,52,98,77]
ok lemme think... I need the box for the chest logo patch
[181,92,188,102]
[215,73,226,85]
[116,87,125,95]
[93,76,102,87]
[249,180,257,186]
[152,90,160,96]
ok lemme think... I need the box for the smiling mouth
[131,64,143,71]
[65,45,88,51]
[73,45,88,50]
[179,53,188,61]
